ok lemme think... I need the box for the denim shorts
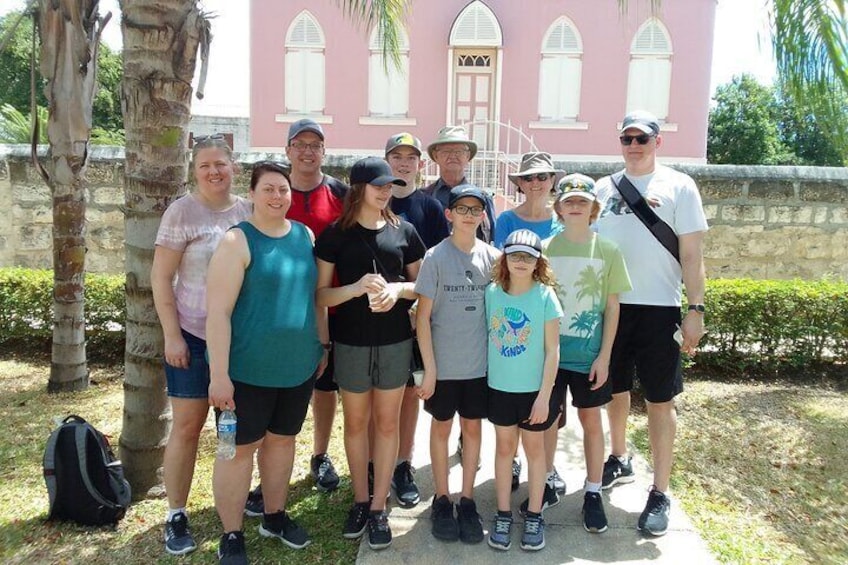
[164,329,210,399]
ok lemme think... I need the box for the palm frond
[0,103,47,144]
[336,0,410,70]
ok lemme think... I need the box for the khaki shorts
[334,339,413,393]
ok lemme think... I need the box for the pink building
[250,0,716,163]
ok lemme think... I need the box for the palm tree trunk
[38,0,107,392]
[118,0,208,496]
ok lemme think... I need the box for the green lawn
[1,355,846,564]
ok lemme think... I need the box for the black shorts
[609,304,683,403]
[223,374,316,445]
[555,368,612,409]
[424,377,488,421]
[315,314,339,392]
[487,386,561,431]
[314,349,338,392]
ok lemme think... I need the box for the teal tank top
[228,221,321,388]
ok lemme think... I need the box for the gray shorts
[334,339,413,393]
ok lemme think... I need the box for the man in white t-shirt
[594,110,708,537]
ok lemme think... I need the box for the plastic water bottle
[216,409,237,460]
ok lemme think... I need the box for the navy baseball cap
[288,118,325,142]
[448,183,487,208]
[349,157,407,187]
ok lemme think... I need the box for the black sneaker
[519,482,561,516]
[258,510,312,550]
[430,495,459,541]
[457,497,484,544]
[164,512,197,555]
[218,531,248,565]
[311,453,340,493]
[342,501,370,539]
[601,454,635,490]
[392,461,421,508]
[367,510,392,550]
[511,458,521,492]
[244,484,264,517]
[582,491,608,533]
[637,487,671,536]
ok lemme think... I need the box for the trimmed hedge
[0,268,845,375]
[0,268,125,357]
[697,278,847,373]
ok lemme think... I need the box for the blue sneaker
[487,512,513,551]
[520,513,545,551]
[164,512,197,555]
[637,487,671,536]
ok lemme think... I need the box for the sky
[3,0,776,118]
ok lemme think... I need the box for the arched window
[285,11,325,114]
[449,1,502,47]
[368,27,410,117]
[626,18,672,120]
[538,17,583,121]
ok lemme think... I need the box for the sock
[396,458,408,466]
[616,454,629,463]
[497,509,512,518]
[166,507,186,521]
[585,481,602,493]
[525,510,541,519]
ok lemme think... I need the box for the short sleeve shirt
[154,194,252,339]
[390,190,450,249]
[594,165,708,306]
[545,233,632,373]
[486,282,563,393]
[315,220,426,346]
[415,238,500,380]
[494,209,563,249]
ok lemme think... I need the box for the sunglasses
[619,134,655,146]
[519,173,552,183]
[193,133,225,144]
[452,204,485,216]
[506,252,538,264]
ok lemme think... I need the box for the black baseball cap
[349,157,407,187]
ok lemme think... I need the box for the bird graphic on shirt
[506,312,530,337]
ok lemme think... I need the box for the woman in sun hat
[494,152,564,249]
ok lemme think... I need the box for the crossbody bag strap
[612,174,680,264]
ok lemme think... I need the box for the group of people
[151,110,708,564]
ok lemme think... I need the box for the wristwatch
[322,342,333,351]
[687,304,706,314]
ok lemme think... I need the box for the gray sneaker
[487,512,513,551]
[164,512,197,555]
[637,487,671,536]
[520,513,545,551]
[549,467,566,494]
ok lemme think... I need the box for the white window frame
[366,26,410,119]
[284,11,325,116]
[537,16,583,123]
[625,18,673,121]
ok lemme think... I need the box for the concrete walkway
[356,403,718,565]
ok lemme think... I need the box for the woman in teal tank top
[206,162,329,558]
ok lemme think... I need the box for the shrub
[0,269,845,376]
[694,278,848,375]
[0,268,125,359]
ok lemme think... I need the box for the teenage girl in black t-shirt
[315,157,425,549]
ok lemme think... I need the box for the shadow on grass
[628,378,847,564]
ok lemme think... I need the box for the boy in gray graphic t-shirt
[414,184,500,544]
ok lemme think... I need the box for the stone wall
[2,144,847,279]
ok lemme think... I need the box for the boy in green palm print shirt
[543,174,631,534]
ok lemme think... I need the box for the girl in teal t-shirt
[485,229,563,552]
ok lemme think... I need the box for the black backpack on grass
[43,415,131,526]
